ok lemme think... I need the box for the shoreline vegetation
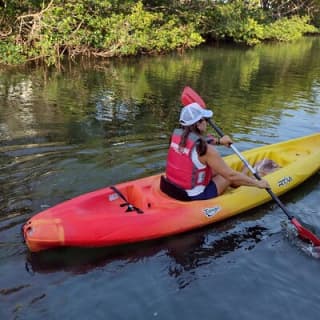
[0,0,320,67]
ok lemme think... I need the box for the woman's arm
[201,145,269,189]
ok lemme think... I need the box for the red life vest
[165,129,212,190]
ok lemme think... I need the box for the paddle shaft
[208,119,293,220]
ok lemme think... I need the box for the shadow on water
[25,220,268,277]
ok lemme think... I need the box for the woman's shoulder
[203,143,220,157]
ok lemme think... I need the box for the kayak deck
[23,133,320,252]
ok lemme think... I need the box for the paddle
[181,86,320,246]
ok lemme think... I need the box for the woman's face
[196,118,208,133]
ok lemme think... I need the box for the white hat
[179,102,213,126]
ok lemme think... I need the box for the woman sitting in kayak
[161,102,270,201]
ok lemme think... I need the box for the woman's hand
[219,135,233,147]
[255,178,270,189]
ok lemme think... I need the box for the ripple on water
[0,141,79,217]
[281,220,320,259]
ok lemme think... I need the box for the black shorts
[189,181,218,200]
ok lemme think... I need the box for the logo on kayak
[109,193,119,201]
[203,206,221,218]
[278,176,293,187]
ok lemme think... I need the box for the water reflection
[1,38,319,144]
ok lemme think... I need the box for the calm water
[1,37,320,319]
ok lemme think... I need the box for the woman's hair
[179,123,207,156]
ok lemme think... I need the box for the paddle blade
[291,217,320,246]
[181,86,206,108]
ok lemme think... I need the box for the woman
[163,102,269,201]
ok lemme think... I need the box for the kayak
[23,133,320,252]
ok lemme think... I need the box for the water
[1,37,320,319]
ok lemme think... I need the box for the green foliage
[0,0,203,65]
[96,3,203,55]
[0,0,319,66]
[0,39,26,64]
[263,16,319,41]
[202,1,264,45]
[201,1,319,45]
[240,18,265,45]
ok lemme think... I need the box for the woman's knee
[212,176,230,195]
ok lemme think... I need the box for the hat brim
[202,109,213,118]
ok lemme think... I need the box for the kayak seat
[160,176,192,202]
